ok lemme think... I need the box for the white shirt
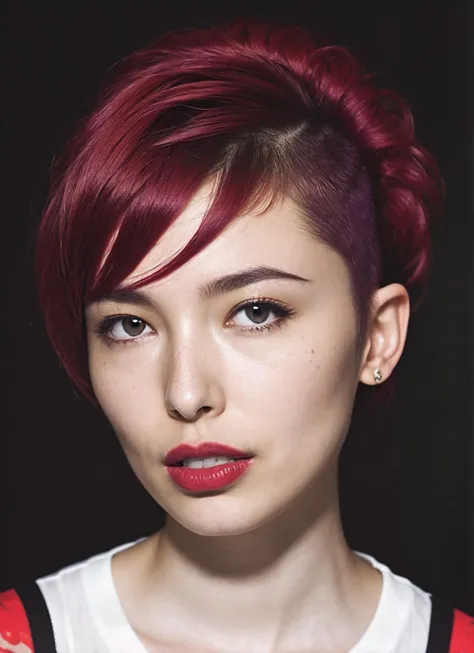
[36,540,432,653]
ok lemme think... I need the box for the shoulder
[382,562,474,653]
[0,538,141,652]
[384,566,474,653]
[380,561,474,653]
[357,552,473,652]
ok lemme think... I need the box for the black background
[1,2,473,613]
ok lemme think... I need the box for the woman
[1,20,472,653]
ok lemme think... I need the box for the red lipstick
[164,442,254,493]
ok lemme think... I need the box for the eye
[96,316,153,343]
[228,298,294,332]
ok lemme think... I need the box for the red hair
[36,21,442,400]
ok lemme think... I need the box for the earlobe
[359,284,410,386]
[373,368,383,384]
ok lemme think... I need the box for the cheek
[88,344,163,450]
[230,330,360,452]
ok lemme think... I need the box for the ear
[359,284,410,386]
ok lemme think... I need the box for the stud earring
[373,369,383,384]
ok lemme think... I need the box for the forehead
[124,184,346,292]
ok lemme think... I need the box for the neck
[117,474,382,651]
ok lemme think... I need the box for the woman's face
[86,187,364,536]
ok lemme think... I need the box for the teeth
[182,456,236,469]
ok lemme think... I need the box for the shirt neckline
[82,543,414,652]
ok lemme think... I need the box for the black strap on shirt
[15,582,57,653]
[426,595,455,653]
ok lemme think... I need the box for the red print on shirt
[450,609,474,653]
[0,590,33,653]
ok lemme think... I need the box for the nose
[163,339,225,422]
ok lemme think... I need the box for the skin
[85,185,410,653]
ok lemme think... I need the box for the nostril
[167,404,212,422]
[198,405,212,415]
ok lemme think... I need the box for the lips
[163,441,254,493]
[163,442,252,466]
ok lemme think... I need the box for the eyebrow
[93,266,311,307]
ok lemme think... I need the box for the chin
[162,491,275,538]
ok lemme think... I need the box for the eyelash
[227,297,295,333]
[94,297,296,346]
